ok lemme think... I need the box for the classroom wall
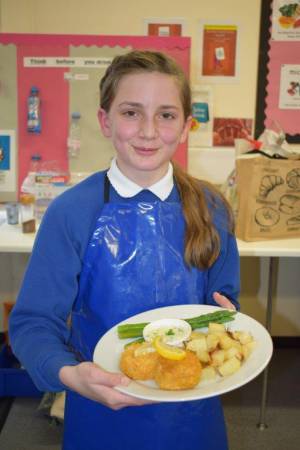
[0,0,300,337]
[0,0,260,118]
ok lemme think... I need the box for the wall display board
[255,0,300,142]
[0,33,190,200]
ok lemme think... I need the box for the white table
[237,237,300,429]
[0,222,36,253]
[1,223,300,427]
[237,238,300,258]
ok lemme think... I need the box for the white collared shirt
[107,158,174,201]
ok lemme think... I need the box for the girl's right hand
[59,362,150,410]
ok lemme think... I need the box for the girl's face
[99,72,192,187]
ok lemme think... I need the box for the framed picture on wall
[144,18,186,36]
[198,22,240,83]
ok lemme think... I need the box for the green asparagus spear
[117,309,236,339]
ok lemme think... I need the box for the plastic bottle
[27,86,41,133]
[67,112,81,158]
[21,154,42,195]
[5,203,19,225]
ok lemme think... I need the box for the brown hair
[172,161,234,269]
[100,50,191,119]
[100,50,234,269]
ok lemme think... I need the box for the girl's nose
[139,117,158,139]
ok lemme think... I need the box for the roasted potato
[218,356,241,377]
[186,323,257,380]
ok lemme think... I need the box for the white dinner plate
[93,304,273,402]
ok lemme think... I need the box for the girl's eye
[122,110,138,118]
[160,112,176,120]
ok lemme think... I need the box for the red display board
[0,33,191,191]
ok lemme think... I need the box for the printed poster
[201,25,238,80]
[279,64,300,109]
[0,130,16,196]
[189,87,213,147]
[0,135,10,171]
[272,0,300,40]
[213,118,253,146]
[144,19,184,36]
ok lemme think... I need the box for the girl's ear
[98,108,112,137]
[179,115,193,144]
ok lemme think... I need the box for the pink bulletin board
[0,33,191,195]
[255,0,300,143]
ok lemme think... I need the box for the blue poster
[192,102,209,124]
[0,135,10,170]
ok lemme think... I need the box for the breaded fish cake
[154,350,202,390]
[120,342,159,381]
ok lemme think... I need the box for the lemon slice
[153,337,187,361]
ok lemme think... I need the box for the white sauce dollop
[143,318,192,347]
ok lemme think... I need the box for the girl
[9,50,240,450]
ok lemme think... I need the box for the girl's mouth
[133,146,158,154]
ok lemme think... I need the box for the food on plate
[154,351,202,390]
[119,313,257,390]
[143,318,192,347]
[153,336,187,361]
[186,323,257,380]
[120,342,159,380]
[218,356,241,377]
[117,309,237,339]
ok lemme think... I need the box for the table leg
[257,256,276,430]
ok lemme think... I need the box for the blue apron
[63,175,228,450]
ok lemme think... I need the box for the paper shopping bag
[236,154,300,241]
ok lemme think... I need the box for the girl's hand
[213,291,236,310]
[59,362,151,410]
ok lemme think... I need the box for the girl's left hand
[213,291,236,310]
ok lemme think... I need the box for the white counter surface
[236,237,300,257]
[0,222,36,253]
[1,220,300,257]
